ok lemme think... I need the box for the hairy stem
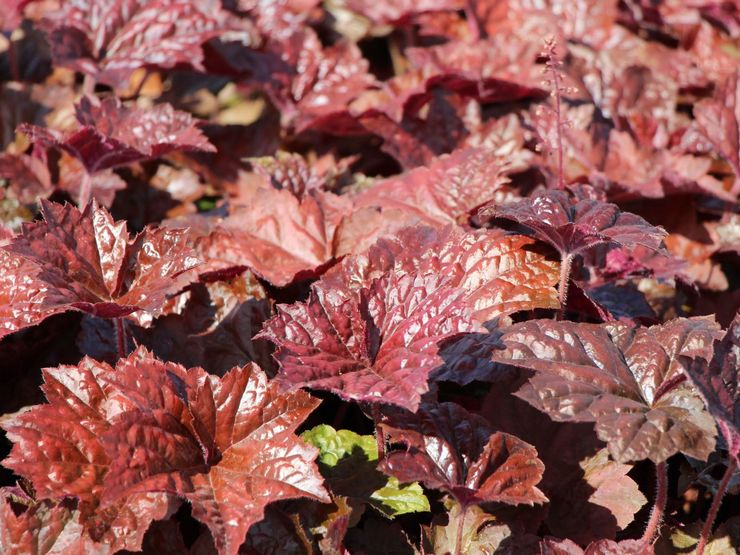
[642,461,668,546]
[454,503,468,555]
[544,41,566,190]
[696,457,737,555]
[557,253,574,319]
[114,317,127,360]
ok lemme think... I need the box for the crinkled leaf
[494,317,722,463]
[0,250,65,340]
[40,0,229,88]
[198,182,351,287]
[0,491,90,555]
[682,314,740,462]
[0,358,176,552]
[259,271,478,411]
[99,349,329,555]
[379,402,546,506]
[0,200,200,332]
[349,147,511,229]
[481,187,667,258]
[330,224,560,323]
[265,28,376,133]
[20,96,214,174]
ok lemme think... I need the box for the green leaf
[371,477,430,516]
[302,425,429,517]
[302,424,377,466]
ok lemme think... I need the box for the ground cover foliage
[0,1,738,554]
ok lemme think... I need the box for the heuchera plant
[0,1,738,554]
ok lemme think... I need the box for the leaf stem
[454,503,468,555]
[82,74,96,97]
[696,457,737,555]
[114,317,127,360]
[642,461,668,546]
[557,253,573,319]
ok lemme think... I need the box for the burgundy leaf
[681,315,740,462]
[480,186,668,258]
[0,200,200,332]
[99,349,329,555]
[40,0,229,88]
[258,271,478,411]
[197,181,351,287]
[0,250,65,341]
[20,96,214,174]
[494,317,722,463]
[378,402,547,506]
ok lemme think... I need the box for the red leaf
[198,181,351,287]
[20,96,215,174]
[0,153,52,205]
[682,314,740,462]
[0,250,65,341]
[0,200,200,334]
[345,0,462,25]
[330,224,560,323]
[259,271,478,411]
[694,72,740,195]
[40,0,229,88]
[405,36,546,104]
[0,358,176,552]
[494,317,722,463]
[336,147,513,254]
[378,402,547,506]
[0,490,94,555]
[265,29,376,133]
[99,350,329,555]
[480,186,667,258]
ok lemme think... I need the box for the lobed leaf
[681,314,740,462]
[259,271,478,411]
[494,317,722,463]
[480,186,667,258]
[20,96,214,174]
[0,200,200,333]
[379,402,547,506]
[40,0,229,88]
